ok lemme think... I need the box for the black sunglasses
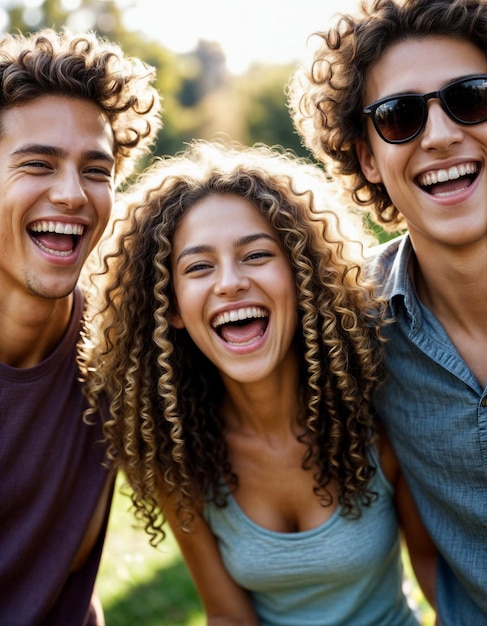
[363,75,487,144]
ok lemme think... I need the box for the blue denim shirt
[368,234,487,626]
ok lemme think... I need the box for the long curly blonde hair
[80,140,386,545]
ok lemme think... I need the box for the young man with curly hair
[0,28,161,625]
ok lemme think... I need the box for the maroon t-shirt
[0,289,112,626]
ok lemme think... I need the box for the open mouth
[211,306,269,346]
[29,220,85,257]
[417,162,479,196]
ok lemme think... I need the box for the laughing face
[0,95,115,300]
[357,35,487,250]
[171,193,298,385]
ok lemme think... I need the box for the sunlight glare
[122,0,361,74]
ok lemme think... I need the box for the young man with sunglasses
[289,0,487,624]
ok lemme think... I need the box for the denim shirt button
[481,396,487,408]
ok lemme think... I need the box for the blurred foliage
[1,0,311,161]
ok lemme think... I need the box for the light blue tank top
[204,453,419,626]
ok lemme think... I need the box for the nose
[49,167,88,210]
[213,261,250,296]
[420,100,464,151]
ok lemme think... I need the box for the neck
[411,237,487,386]
[221,355,301,439]
[0,290,74,368]
[411,237,487,327]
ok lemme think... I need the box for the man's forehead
[0,96,115,158]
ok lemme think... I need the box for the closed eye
[20,160,53,172]
[244,249,275,262]
[84,166,113,180]
[183,260,214,275]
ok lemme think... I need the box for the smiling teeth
[419,162,478,187]
[34,240,73,257]
[30,221,85,235]
[212,306,267,328]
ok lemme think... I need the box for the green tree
[239,63,310,156]
[2,1,320,158]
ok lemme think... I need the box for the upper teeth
[30,221,84,235]
[212,306,267,328]
[419,162,478,187]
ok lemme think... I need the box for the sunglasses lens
[374,97,424,142]
[445,78,487,123]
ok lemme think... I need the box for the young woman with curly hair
[81,140,435,625]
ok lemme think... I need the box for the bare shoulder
[376,425,400,487]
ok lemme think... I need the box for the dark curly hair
[288,0,487,231]
[0,28,162,184]
[80,140,387,545]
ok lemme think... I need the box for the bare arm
[394,468,437,609]
[163,495,260,626]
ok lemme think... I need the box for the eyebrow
[175,232,277,265]
[11,144,115,166]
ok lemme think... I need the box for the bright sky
[122,0,361,74]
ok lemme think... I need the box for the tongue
[429,177,471,196]
[34,232,74,252]
[220,319,266,344]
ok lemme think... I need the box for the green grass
[98,479,204,626]
[99,477,435,625]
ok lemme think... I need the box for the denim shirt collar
[371,233,424,333]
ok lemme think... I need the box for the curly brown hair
[288,0,487,232]
[80,140,387,545]
[0,28,162,184]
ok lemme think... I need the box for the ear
[169,310,185,329]
[355,139,383,184]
